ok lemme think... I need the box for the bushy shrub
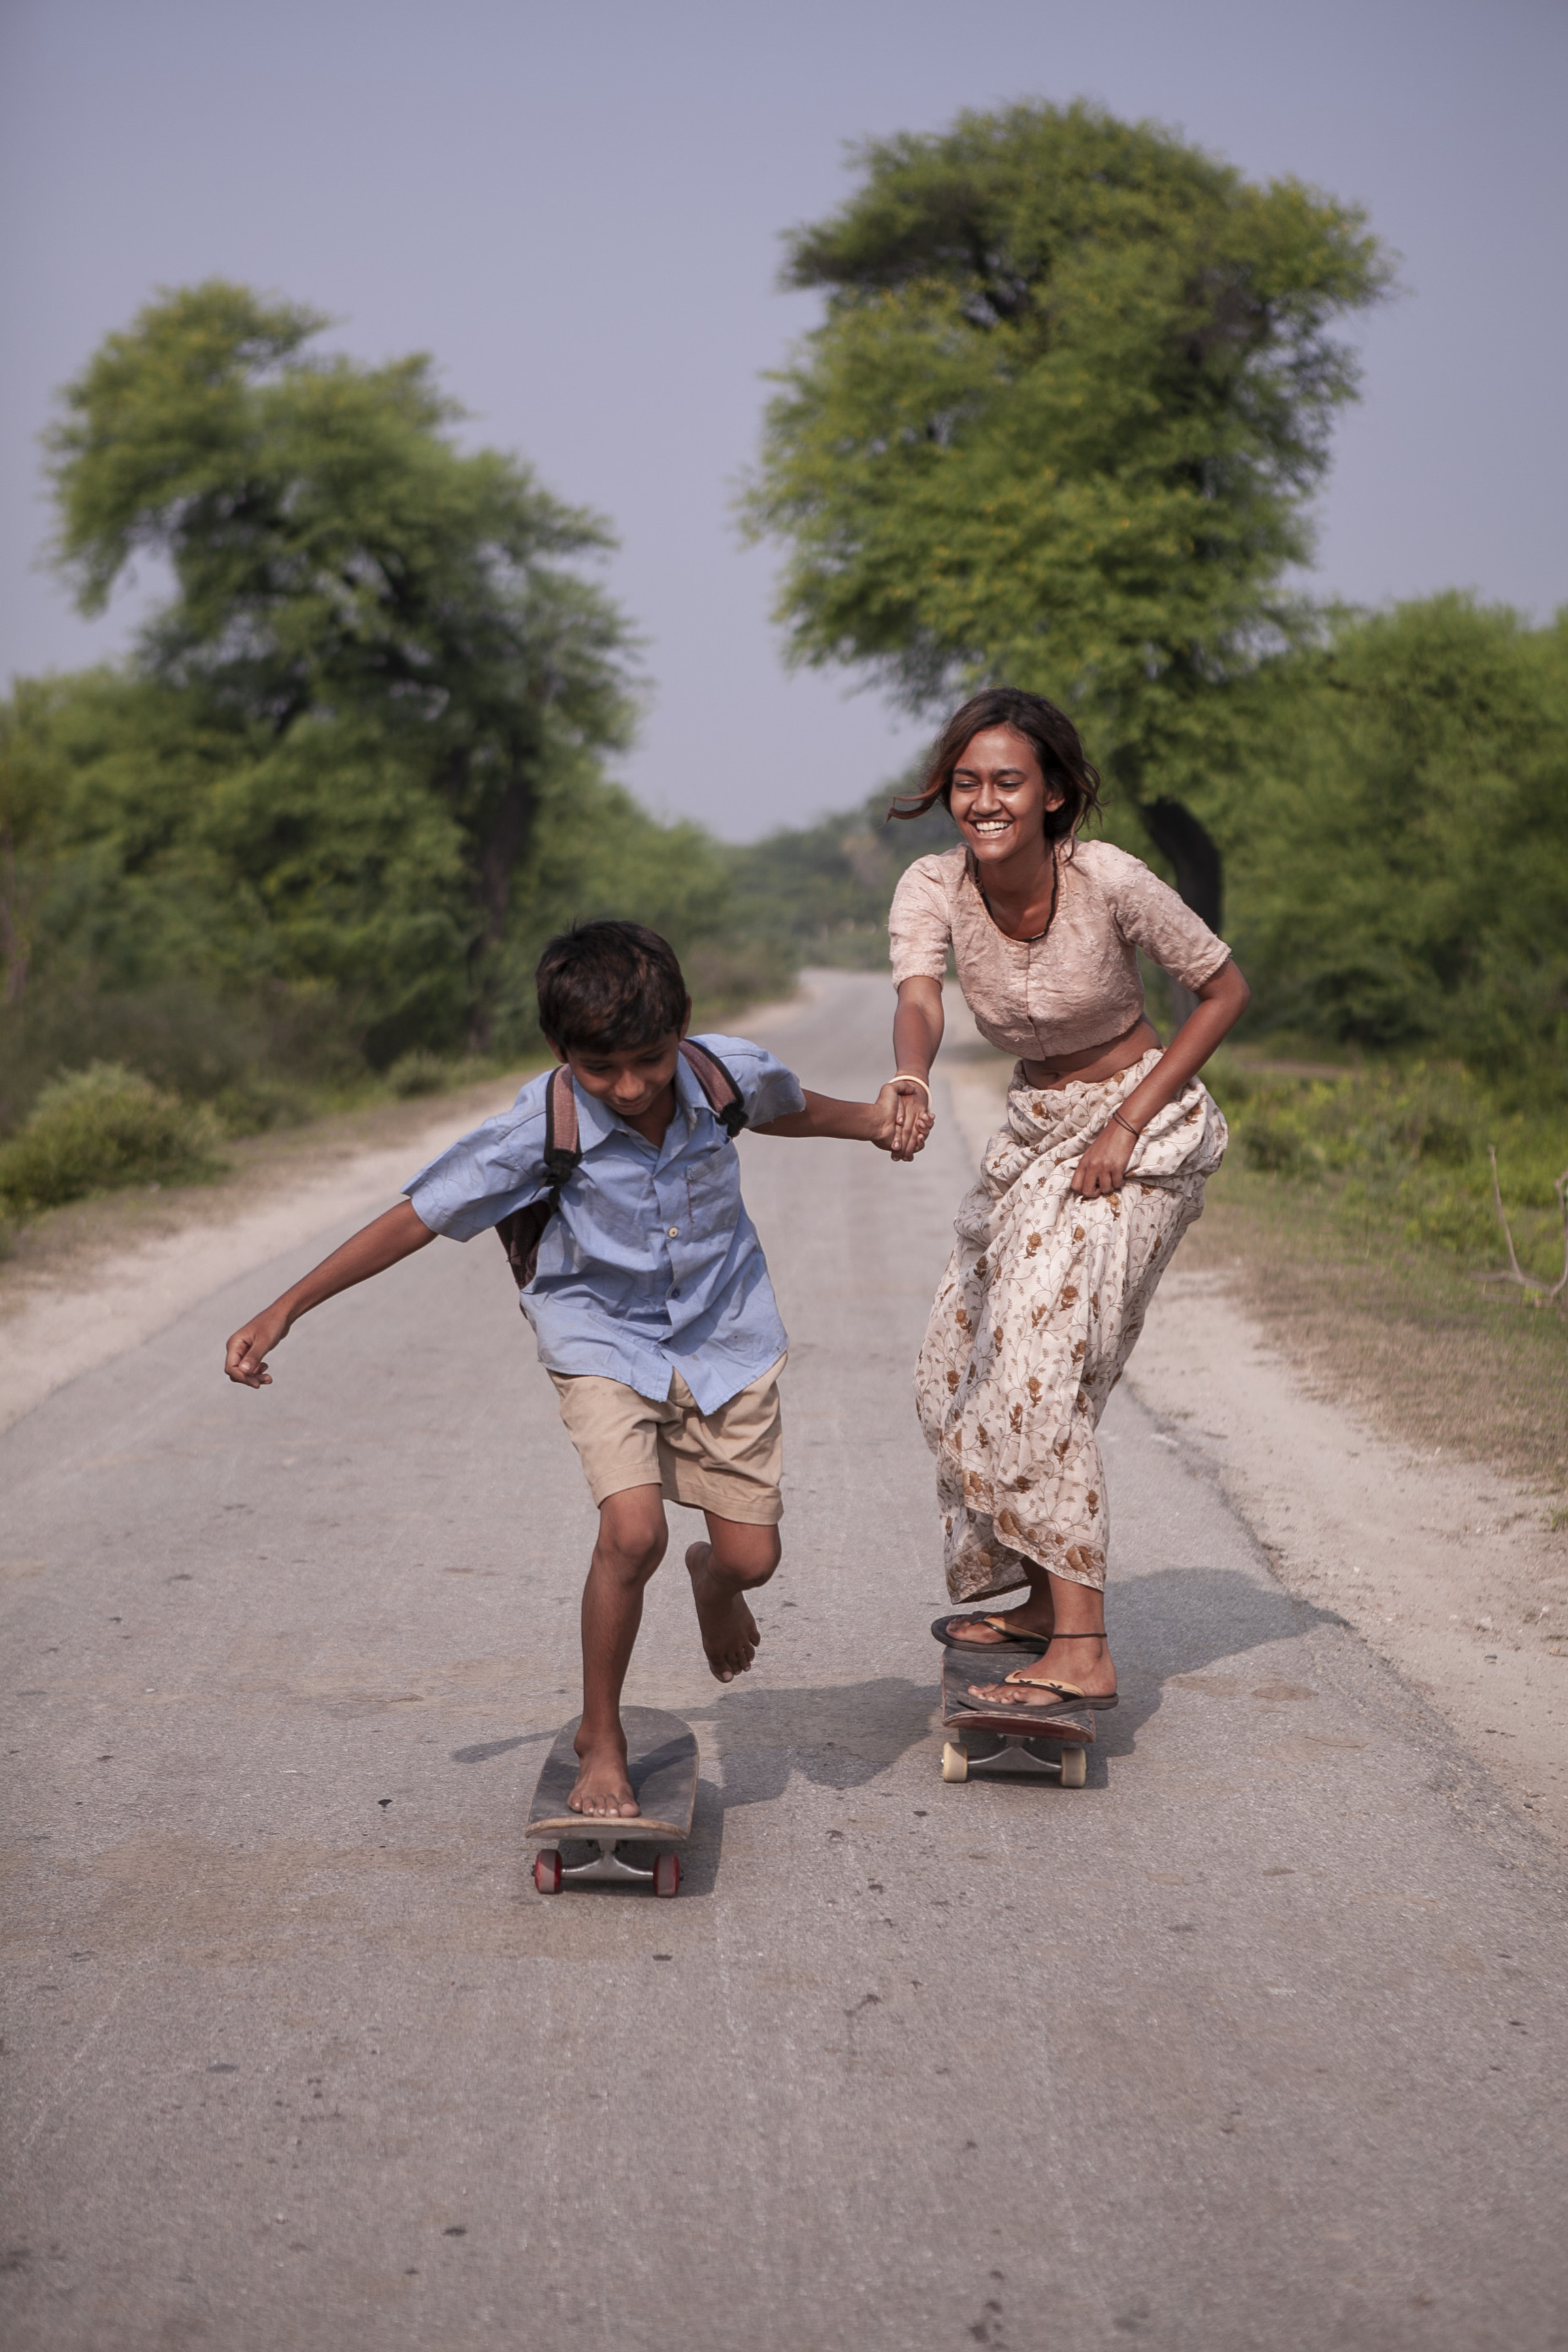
[0,1062,225,1212]
[1237,1105,1326,1177]
[0,973,346,1140]
[385,1049,451,1099]
[210,1075,307,1137]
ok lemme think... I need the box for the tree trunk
[0,823,29,1007]
[1127,794,1226,1031]
[1139,796,1224,932]
[466,769,534,1053]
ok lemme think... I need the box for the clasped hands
[876,1077,935,1163]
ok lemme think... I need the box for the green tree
[44,280,636,1047]
[1226,595,1568,1078]
[0,680,63,1005]
[743,101,1391,923]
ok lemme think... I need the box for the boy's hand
[225,1305,291,1387]
[873,1080,934,1162]
[220,1200,435,1391]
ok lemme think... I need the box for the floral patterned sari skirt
[917,1051,1228,1602]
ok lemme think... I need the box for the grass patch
[1207,1052,1568,1292]
[1180,1072,1568,1489]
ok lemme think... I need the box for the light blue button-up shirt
[403,1034,805,1413]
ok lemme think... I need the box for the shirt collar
[570,1051,708,1154]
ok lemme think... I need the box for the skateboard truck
[941,1730,1088,1786]
[533,1839,681,1896]
[939,1647,1093,1787]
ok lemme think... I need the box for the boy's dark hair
[535,921,689,1052]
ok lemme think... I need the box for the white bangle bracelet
[892,1073,933,1102]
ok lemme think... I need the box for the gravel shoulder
[943,1018,1568,1852]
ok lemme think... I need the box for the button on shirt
[403,1035,805,1413]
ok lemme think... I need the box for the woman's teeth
[972,818,1010,834]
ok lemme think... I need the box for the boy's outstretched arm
[223,1198,436,1388]
[751,1082,932,1160]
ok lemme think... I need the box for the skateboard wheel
[1059,1745,1087,1789]
[941,1742,969,1782]
[534,1848,563,1895]
[652,1851,681,1899]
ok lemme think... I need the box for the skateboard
[939,1641,1094,1788]
[526,1706,698,1897]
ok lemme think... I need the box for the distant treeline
[2,278,1563,1160]
[5,582,1565,1141]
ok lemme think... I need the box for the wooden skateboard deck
[940,1642,1094,1786]
[527,1706,697,1894]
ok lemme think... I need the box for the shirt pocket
[683,1141,739,1233]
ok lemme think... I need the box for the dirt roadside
[0,1077,527,1437]
[943,1024,1568,1854]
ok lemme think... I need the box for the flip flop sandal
[931,1613,1051,1654]
[993,1656,1119,1712]
[952,1676,1094,1725]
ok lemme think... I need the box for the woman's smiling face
[947,725,1064,867]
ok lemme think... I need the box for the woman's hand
[1071,1118,1136,1199]
[891,980,943,1162]
[873,1079,935,1161]
[1067,958,1251,1200]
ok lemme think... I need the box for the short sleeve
[1094,843,1232,992]
[888,857,953,987]
[694,1036,806,1126]
[403,1080,551,1242]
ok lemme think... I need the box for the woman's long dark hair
[889,687,1103,844]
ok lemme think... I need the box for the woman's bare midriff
[1020,1015,1160,1092]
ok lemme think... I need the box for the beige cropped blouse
[888,838,1231,1060]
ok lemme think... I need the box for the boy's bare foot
[685,1542,761,1682]
[568,1727,640,1817]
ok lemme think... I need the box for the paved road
[4,973,1565,2352]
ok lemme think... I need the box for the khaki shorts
[549,1355,785,1524]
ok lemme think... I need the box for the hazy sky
[3,0,1563,840]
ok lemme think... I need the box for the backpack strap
[493,1065,583,1300]
[679,1038,749,1137]
[542,1062,582,1184]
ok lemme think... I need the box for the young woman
[886,688,1249,1714]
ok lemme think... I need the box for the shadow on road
[691,1674,939,1808]
[449,1729,556,1764]
[444,1567,1343,1876]
[1104,1563,1348,1756]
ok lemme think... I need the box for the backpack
[494,1038,751,1298]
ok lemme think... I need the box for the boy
[224,921,930,1820]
